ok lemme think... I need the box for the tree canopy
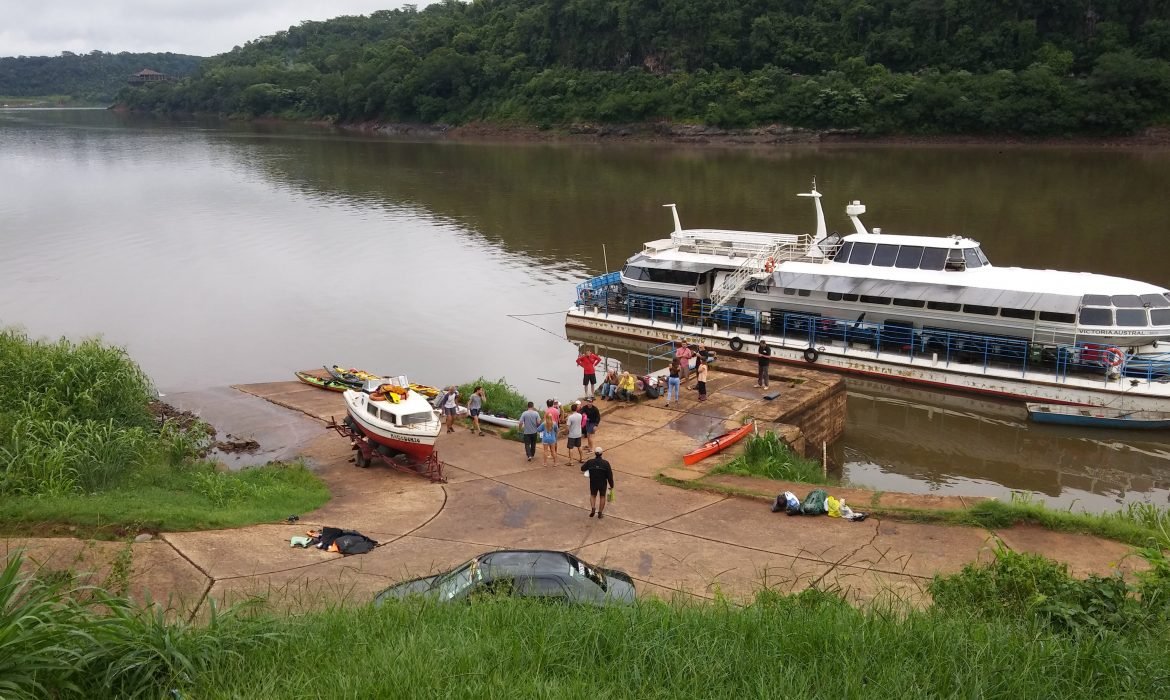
[117,0,1170,135]
[0,51,203,103]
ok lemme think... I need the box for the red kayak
[683,421,755,465]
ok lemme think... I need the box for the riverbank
[7,366,1155,621]
[338,119,1170,149]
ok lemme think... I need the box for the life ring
[729,336,744,352]
[1104,347,1124,367]
[763,257,775,273]
[803,347,820,363]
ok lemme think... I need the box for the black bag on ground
[317,526,378,555]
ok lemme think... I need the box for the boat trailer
[326,416,447,483]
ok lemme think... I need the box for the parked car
[373,550,636,606]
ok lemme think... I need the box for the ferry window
[919,248,947,270]
[1111,295,1143,308]
[963,304,998,316]
[849,242,876,265]
[1082,294,1110,306]
[893,298,926,308]
[872,244,899,267]
[842,293,859,302]
[1116,309,1148,327]
[645,269,699,285]
[962,248,983,269]
[623,265,647,280]
[1038,311,1075,324]
[860,295,891,305]
[976,248,990,266]
[402,411,434,425]
[380,410,398,425]
[927,301,961,312]
[1078,307,1112,326]
[797,290,811,297]
[783,288,796,295]
[1000,308,1036,320]
[835,241,854,262]
[944,250,966,271]
[367,403,379,417]
[894,246,924,269]
[827,292,843,301]
[1151,309,1170,325]
[1141,293,1170,308]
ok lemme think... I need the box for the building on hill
[128,68,172,86]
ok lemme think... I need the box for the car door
[516,576,572,604]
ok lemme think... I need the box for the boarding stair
[707,236,812,311]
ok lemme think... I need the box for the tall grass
[0,329,206,497]
[455,377,529,419]
[0,552,274,700]
[710,430,830,484]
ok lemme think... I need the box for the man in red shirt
[576,349,603,398]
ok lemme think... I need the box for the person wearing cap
[581,447,614,519]
[756,339,771,388]
[581,397,601,453]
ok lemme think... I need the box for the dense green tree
[0,51,202,102]
[113,0,1170,135]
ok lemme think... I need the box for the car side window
[518,577,570,602]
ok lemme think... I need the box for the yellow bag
[826,495,842,518]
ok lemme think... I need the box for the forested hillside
[0,52,203,103]
[118,0,1170,135]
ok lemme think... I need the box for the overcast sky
[0,1,423,58]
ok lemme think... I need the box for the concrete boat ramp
[3,365,1149,619]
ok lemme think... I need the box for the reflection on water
[3,109,1170,512]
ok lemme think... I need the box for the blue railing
[571,273,1170,384]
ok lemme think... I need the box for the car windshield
[433,560,479,600]
[566,555,607,590]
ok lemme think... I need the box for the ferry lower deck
[567,282,1170,412]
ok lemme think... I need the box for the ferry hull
[565,308,1170,413]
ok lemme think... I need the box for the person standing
[581,397,601,452]
[539,412,559,466]
[576,349,603,398]
[581,447,615,519]
[519,402,541,462]
[441,385,460,433]
[756,340,771,388]
[666,358,681,407]
[467,386,485,436]
[565,403,585,464]
[546,400,562,460]
[696,358,709,401]
[675,340,693,383]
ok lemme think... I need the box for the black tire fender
[803,347,820,363]
[729,337,744,352]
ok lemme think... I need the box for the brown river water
[3,108,1169,511]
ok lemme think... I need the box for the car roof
[478,550,575,575]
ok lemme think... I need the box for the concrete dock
[2,365,1149,619]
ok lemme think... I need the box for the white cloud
[0,1,422,57]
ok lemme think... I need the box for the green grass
[455,376,529,419]
[0,329,329,535]
[5,545,1170,699]
[709,430,831,485]
[0,460,329,537]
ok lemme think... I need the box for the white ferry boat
[564,184,1170,411]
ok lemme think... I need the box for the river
[3,108,1168,511]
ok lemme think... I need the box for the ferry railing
[576,281,1161,384]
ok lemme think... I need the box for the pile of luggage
[771,489,868,521]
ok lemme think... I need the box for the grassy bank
[0,329,328,535]
[454,377,528,419]
[709,431,831,485]
[6,545,1167,699]
[0,461,328,537]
